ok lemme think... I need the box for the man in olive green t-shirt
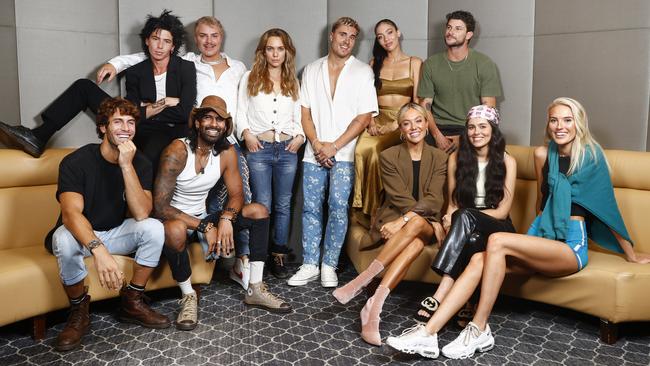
[418,10,502,152]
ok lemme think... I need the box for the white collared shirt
[109,51,246,111]
[300,55,378,163]
[109,51,246,143]
[236,71,303,141]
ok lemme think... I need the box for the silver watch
[87,239,103,253]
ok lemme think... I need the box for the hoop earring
[399,132,404,141]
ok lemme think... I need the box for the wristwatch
[402,215,410,223]
[87,239,103,254]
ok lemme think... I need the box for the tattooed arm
[153,140,201,228]
[419,97,453,152]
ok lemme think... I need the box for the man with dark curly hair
[418,10,502,154]
[0,10,196,167]
[44,97,169,352]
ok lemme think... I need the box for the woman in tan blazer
[333,102,447,345]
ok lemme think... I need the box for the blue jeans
[51,218,165,286]
[247,140,298,248]
[301,161,354,267]
[206,142,251,256]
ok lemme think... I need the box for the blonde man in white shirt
[287,17,378,288]
[237,29,305,279]
[97,16,254,289]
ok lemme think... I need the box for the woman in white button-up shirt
[236,28,304,279]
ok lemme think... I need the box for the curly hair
[371,19,399,90]
[453,119,507,209]
[96,97,140,139]
[446,10,476,33]
[247,28,299,100]
[187,109,231,156]
[139,9,186,57]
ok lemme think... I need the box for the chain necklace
[446,53,469,71]
[202,56,224,65]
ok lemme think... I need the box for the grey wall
[0,0,19,128]
[4,1,649,150]
[532,0,650,150]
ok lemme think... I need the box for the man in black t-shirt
[45,97,169,352]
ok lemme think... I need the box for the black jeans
[163,213,270,283]
[33,79,109,143]
[431,208,515,279]
[134,122,187,174]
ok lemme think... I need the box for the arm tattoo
[153,144,187,220]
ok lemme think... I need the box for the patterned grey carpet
[1,264,649,365]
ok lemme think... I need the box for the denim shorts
[527,215,589,271]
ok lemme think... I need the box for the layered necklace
[196,145,213,175]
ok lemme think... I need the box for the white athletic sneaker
[320,263,338,288]
[287,264,320,286]
[386,323,439,358]
[441,321,494,359]
[229,257,250,290]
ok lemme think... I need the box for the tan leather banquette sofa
[0,148,215,338]
[346,145,650,344]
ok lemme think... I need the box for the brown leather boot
[55,290,91,352]
[118,287,171,329]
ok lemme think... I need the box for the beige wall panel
[531,30,650,150]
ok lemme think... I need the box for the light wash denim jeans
[301,161,354,267]
[206,142,251,256]
[51,218,164,286]
[247,139,298,249]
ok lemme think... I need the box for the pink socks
[332,260,384,305]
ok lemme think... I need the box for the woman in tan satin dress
[353,19,423,226]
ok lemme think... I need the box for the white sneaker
[287,264,320,286]
[320,263,338,288]
[441,321,494,359]
[386,323,439,358]
[229,257,250,290]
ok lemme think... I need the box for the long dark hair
[187,109,231,156]
[371,19,398,89]
[452,120,507,209]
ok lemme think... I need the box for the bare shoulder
[446,151,457,167]
[503,151,517,169]
[533,145,548,162]
[411,56,423,66]
[219,145,238,170]
[160,140,188,166]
